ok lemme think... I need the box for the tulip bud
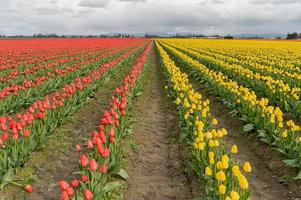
[25,185,33,193]
[83,189,93,200]
[89,159,98,171]
[102,148,110,158]
[23,130,30,137]
[59,181,70,191]
[100,165,107,174]
[76,144,81,151]
[87,140,93,149]
[61,191,69,200]
[71,179,79,188]
[80,155,89,167]
[81,175,88,183]
[66,187,74,196]
[109,128,115,137]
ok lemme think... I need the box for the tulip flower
[61,191,70,200]
[81,175,88,183]
[66,187,74,196]
[100,165,107,174]
[76,144,81,151]
[25,185,33,193]
[83,189,93,200]
[87,140,93,149]
[71,179,79,188]
[89,159,98,171]
[80,155,89,167]
[59,181,70,191]
[23,130,30,137]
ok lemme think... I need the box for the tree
[287,32,298,39]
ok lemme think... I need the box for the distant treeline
[287,32,301,40]
[0,33,135,38]
[145,33,234,39]
[0,32,234,39]
[2,32,300,39]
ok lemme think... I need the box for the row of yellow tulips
[161,41,301,117]
[165,39,301,73]
[156,41,252,200]
[158,40,301,175]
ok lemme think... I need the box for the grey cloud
[249,0,301,4]
[119,0,146,2]
[0,0,300,36]
[78,0,109,8]
[49,0,58,4]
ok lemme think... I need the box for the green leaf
[283,159,300,168]
[294,171,301,180]
[243,124,254,132]
[103,181,122,193]
[116,169,129,181]
[257,130,266,138]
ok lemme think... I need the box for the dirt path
[191,82,301,200]
[1,55,138,200]
[123,47,192,200]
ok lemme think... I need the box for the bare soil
[123,47,193,200]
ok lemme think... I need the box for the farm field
[0,38,301,200]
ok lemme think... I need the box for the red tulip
[89,159,98,171]
[97,144,104,155]
[12,133,19,140]
[25,185,33,193]
[23,130,30,137]
[36,111,45,119]
[0,124,7,131]
[83,189,93,200]
[100,165,107,174]
[102,147,110,158]
[61,191,69,200]
[87,140,93,149]
[110,136,115,143]
[81,175,88,183]
[66,187,74,196]
[71,179,79,188]
[59,181,70,190]
[76,144,81,151]
[80,155,89,167]
[109,128,115,137]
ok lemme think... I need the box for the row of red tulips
[0,39,147,88]
[58,43,151,200]
[0,39,143,79]
[0,46,106,84]
[0,46,131,116]
[0,42,149,189]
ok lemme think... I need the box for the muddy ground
[123,47,196,200]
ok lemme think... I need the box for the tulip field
[1,38,301,200]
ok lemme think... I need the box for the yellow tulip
[219,184,226,195]
[231,144,238,154]
[216,170,226,182]
[205,167,212,176]
[243,162,252,173]
[230,191,240,200]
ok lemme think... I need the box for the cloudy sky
[0,0,300,35]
